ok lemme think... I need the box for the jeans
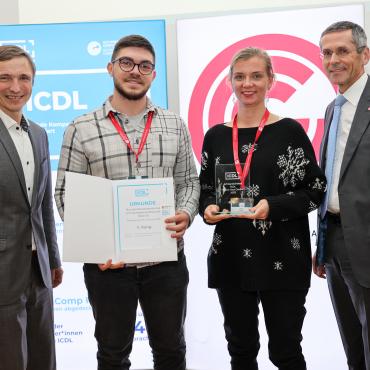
[83,251,189,370]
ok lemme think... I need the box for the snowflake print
[245,184,260,198]
[311,177,325,191]
[277,146,310,188]
[273,261,283,271]
[201,151,209,170]
[209,232,222,256]
[241,143,258,154]
[242,248,252,258]
[215,156,221,165]
[213,232,222,246]
[252,219,272,235]
[208,246,217,256]
[291,237,301,251]
[308,201,317,212]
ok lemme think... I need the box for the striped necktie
[20,116,29,133]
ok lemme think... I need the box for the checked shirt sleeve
[173,118,200,224]
[54,123,89,220]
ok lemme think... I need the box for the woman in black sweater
[199,47,326,370]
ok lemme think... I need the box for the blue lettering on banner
[55,297,84,305]
[26,90,88,112]
[54,323,83,344]
[135,320,146,334]
[0,20,167,171]
[53,296,92,313]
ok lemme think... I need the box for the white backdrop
[178,4,363,369]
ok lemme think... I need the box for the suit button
[26,244,32,250]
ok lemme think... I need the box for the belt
[327,212,341,224]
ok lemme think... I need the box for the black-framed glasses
[111,57,155,75]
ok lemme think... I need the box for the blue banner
[0,20,167,170]
[0,19,167,369]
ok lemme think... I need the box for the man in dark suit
[0,45,63,370]
[314,21,370,370]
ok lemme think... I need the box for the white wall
[11,1,370,113]
[0,2,18,24]
[16,0,370,25]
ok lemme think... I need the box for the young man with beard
[55,35,199,370]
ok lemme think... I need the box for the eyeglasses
[320,46,365,60]
[111,57,155,75]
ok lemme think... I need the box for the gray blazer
[0,118,61,305]
[319,76,370,287]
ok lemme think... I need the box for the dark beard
[114,79,149,101]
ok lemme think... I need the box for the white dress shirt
[328,73,368,213]
[0,109,36,250]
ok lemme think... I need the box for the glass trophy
[215,163,254,215]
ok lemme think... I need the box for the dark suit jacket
[0,117,61,305]
[318,76,370,288]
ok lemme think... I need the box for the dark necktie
[20,116,29,133]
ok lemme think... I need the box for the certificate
[113,178,176,262]
[63,173,177,264]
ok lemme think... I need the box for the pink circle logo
[188,34,336,162]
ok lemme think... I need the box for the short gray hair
[320,21,367,52]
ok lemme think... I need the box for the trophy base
[214,209,254,216]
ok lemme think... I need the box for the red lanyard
[232,109,270,189]
[108,110,154,163]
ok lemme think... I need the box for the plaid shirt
[55,97,199,264]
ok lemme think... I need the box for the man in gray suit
[314,21,370,370]
[0,45,63,370]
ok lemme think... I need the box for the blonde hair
[229,47,274,80]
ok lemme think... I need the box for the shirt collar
[342,73,368,107]
[0,109,28,131]
[103,96,157,118]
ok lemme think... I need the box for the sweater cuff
[264,196,283,221]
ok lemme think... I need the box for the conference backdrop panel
[178,5,363,370]
[0,19,167,370]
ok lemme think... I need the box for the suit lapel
[28,123,40,207]
[339,78,370,181]
[0,118,30,204]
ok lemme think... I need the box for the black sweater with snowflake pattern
[199,118,326,290]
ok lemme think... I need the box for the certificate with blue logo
[63,173,177,264]
[113,177,177,263]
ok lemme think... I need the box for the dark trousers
[217,287,308,370]
[326,217,370,370]
[83,252,189,370]
[0,253,55,370]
